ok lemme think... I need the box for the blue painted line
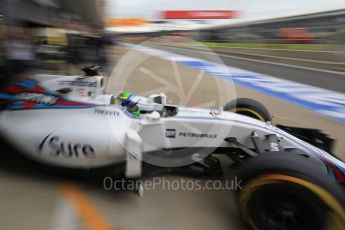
[178,59,345,123]
[126,43,345,123]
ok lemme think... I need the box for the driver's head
[116,91,141,116]
[127,104,140,117]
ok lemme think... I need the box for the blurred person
[34,27,68,74]
[0,24,7,87]
[0,50,7,87]
[6,26,35,82]
[95,34,114,75]
[66,32,83,74]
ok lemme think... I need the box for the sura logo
[38,134,96,158]
[15,93,57,104]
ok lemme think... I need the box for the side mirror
[81,65,101,76]
[148,93,167,105]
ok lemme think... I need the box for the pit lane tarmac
[0,44,344,230]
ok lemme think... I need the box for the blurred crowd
[195,10,345,45]
[0,25,115,87]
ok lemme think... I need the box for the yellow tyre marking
[239,174,345,230]
[233,108,266,122]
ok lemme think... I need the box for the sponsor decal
[78,88,86,97]
[166,129,217,139]
[94,107,120,116]
[209,108,220,117]
[59,80,97,87]
[38,134,96,158]
[166,129,176,138]
[15,92,57,105]
[0,79,96,110]
[104,18,149,27]
[162,10,238,19]
[179,132,217,139]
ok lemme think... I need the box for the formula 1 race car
[1,66,345,230]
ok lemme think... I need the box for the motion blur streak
[58,183,114,230]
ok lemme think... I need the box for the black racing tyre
[224,98,271,122]
[236,152,345,230]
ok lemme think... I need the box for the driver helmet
[127,104,140,117]
[116,91,141,116]
[116,91,134,106]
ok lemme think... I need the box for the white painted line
[51,197,77,230]
[169,42,345,53]
[159,45,345,76]
[215,49,344,65]
[152,43,345,64]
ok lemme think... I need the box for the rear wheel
[224,98,271,122]
[237,152,345,230]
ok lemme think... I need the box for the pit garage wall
[1,0,103,28]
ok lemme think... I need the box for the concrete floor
[0,45,344,230]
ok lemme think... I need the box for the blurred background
[0,0,113,87]
[0,0,345,87]
[1,1,345,230]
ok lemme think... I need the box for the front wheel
[237,152,345,230]
[224,98,271,122]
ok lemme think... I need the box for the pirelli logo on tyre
[166,129,176,138]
